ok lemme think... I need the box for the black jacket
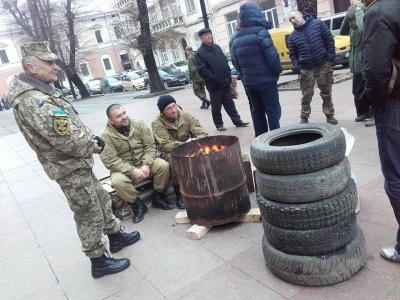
[195,43,231,91]
[362,0,400,106]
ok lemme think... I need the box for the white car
[168,61,189,73]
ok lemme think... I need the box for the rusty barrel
[171,135,251,226]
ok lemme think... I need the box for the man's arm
[196,51,217,83]
[259,29,283,75]
[152,120,184,153]
[320,21,335,63]
[187,55,197,79]
[288,36,300,72]
[339,17,350,36]
[186,112,208,140]
[362,9,397,106]
[137,119,156,166]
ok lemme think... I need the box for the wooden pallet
[175,208,261,240]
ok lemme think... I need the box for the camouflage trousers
[299,61,335,118]
[57,169,120,258]
[192,80,207,100]
[110,158,170,203]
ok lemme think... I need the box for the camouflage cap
[20,41,58,61]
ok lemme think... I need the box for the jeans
[245,82,281,137]
[208,85,241,128]
[374,99,400,251]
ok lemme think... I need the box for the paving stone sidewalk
[1,70,399,300]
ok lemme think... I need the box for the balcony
[151,15,184,33]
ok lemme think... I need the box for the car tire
[257,179,358,230]
[255,157,351,203]
[250,124,346,175]
[262,226,366,286]
[263,214,357,256]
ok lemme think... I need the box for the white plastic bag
[341,127,360,214]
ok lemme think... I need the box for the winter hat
[345,6,356,21]
[157,95,176,112]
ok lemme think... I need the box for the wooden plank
[235,208,261,222]
[175,211,190,224]
[187,225,212,240]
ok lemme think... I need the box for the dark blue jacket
[288,15,335,71]
[230,2,282,85]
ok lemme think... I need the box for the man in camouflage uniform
[152,95,208,209]
[185,46,210,109]
[7,41,140,279]
[288,11,338,125]
[100,104,174,223]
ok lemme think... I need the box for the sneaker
[365,117,375,127]
[217,126,226,131]
[300,118,308,124]
[355,112,370,122]
[380,247,400,263]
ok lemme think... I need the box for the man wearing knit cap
[100,104,175,220]
[7,41,139,278]
[152,95,208,209]
[196,28,249,131]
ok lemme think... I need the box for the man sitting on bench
[152,95,208,210]
[100,104,174,224]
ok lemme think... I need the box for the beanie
[345,6,356,22]
[157,95,176,112]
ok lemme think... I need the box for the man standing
[288,11,338,125]
[195,28,249,131]
[340,5,374,127]
[185,46,210,109]
[7,42,139,279]
[100,104,174,222]
[231,2,282,137]
[152,95,208,209]
[362,0,400,262]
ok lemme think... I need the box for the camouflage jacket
[100,119,156,177]
[151,105,208,155]
[7,73,97,181]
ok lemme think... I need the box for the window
[114,26,122,39]
[171,41,180,61]
[0,50,9,64]
[95,30,103,43]
[161,0,169,19]
[103,58,112,70]
[259,0,279,29]
[225,11,238,38]
[185,0,195,13]
[160,44,168,63]
[80,63,90,76]
[149,6,158,23]
[170,0,181,15]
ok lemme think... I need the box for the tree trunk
[136,0,165,93]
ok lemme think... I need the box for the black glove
[93,136,105,152]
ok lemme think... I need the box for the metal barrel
[171,135,251,226]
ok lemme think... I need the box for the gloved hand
[93,136,105,153]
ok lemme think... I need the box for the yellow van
[269,26,350,71]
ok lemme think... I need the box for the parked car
[60,85,80,96]
[320,12,346,36]
[85,78,113,95]
[147,69,189,89]
[120,72,147,91]
[106,76,124,93]
[168,61,189,73]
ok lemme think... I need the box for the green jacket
[340,5,365,75]
[100,119,156,177]
[187,51,204,82]
[152,106,208,155]
[7,73,97,181]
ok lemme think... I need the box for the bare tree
[1,0,90,98]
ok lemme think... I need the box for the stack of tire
[250,124,367,286]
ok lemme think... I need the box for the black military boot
[200,101,205,109]
[173,184,185,210]
[90,253,130,279]
[129,198,148,223]
[152,191,175,210]
[108,229,140,254]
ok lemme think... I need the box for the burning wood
[184,142,226,157]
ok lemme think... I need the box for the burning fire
[185,142,226,157]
